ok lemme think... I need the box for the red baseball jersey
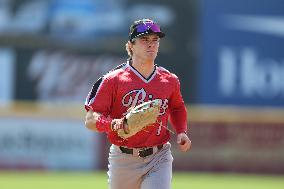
[85,61,187,148]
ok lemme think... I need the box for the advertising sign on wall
[199,0,284,106]
[0,117,99,170]
[15,50,123,102]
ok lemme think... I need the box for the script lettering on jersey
[122,88,168,115]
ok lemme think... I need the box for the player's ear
[128,41,134,51]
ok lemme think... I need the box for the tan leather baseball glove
[117,99,162,139]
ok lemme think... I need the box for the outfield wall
[0,103,283,173]
[0,103,101,170]
[173,106,284,174]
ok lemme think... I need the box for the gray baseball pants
[107,143,173,189]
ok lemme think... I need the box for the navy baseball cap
[129,19,165,42]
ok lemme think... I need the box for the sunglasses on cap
[129,21,165,41]
[136,22,161,33]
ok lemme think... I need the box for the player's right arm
[84,76,125,133]
[84,76,112,132]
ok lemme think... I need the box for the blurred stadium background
[0,0,284,188]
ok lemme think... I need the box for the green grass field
[0,171,283,189]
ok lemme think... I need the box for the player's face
[132,34,160,61]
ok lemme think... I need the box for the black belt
[119,144,163,158]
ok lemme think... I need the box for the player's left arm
[168,77,191,152]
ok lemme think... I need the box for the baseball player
[85,18,191,189]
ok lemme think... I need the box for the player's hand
[111,118,129,134]
[85,110,100,131]
[176,132,191,152]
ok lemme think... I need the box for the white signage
[0,117,99,170]
[219,47,284,98]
